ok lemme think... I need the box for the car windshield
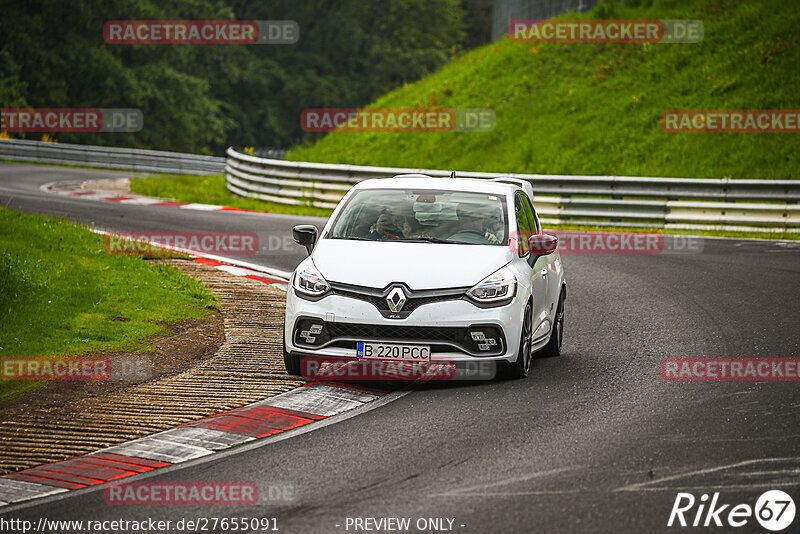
[329,188,508,245]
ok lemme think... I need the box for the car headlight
[467,265,517,302]
[293,261,330,296]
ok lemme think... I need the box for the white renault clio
[283,174,566,379]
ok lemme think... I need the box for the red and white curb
[42,179,273,217]
[50,177,297,288]
[191,257,288,291]
[0,178,393,508]
[91,225,291,291]
[0,182,357,507]
[0,382,390,507]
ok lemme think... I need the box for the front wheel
[537,287,565,358]
[283,332,301,376]
[500,303,533,379]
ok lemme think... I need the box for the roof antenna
[450,171,456,179]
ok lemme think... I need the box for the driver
[368,202,429,240]
[453,204,499,243]
[367,212,402,239]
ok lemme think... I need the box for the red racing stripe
[193,257,225,267]
[89,452,171,468]
[244,274,283,285]
[217,207,263,213]
[264,405,327,421]
[6,473,87,489]
[3,454,171,489]
[192,406,315,438]
[152,201,188,207]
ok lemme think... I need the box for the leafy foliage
[0,0,467,154]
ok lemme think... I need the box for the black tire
[500,302,533,380]
[283,332,301,376]
[537,287,565,358]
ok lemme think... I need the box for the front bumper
[284,288,524,362]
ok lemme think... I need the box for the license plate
[356,342,431,360]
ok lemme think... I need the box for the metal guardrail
[2,139,795,231]
[0,138,225,175]
[225,148,800,231]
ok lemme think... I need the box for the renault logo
[386,287,407,313]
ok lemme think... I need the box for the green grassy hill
[287,0,800,179]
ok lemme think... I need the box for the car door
[513,193,548,339]
[521,194,560,324]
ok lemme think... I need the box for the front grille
[330,282,468,319]
[327,323,462,341]
[293,317,505,356]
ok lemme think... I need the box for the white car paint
[283,175,565,374]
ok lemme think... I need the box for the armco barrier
[225,148,800,232]
[2,139,796,231]
[0,138,224,175]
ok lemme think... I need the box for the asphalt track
[1,163,799,533]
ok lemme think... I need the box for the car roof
[352,174,523,196]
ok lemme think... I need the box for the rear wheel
[500,302,533,379]
[538,287,565,358]
[283,332,301,376]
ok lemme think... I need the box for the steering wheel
[448,229,488,243]
[455,229,485,237]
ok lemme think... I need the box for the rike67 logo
[668,490,796,531]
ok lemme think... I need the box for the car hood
[311,239,513,290]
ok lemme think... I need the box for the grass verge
[0,207,218,402]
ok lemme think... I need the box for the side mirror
[528,233,558,256]
[292,225,318,255]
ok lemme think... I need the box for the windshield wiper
[336,236,466,244]
[394,236,454,244]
